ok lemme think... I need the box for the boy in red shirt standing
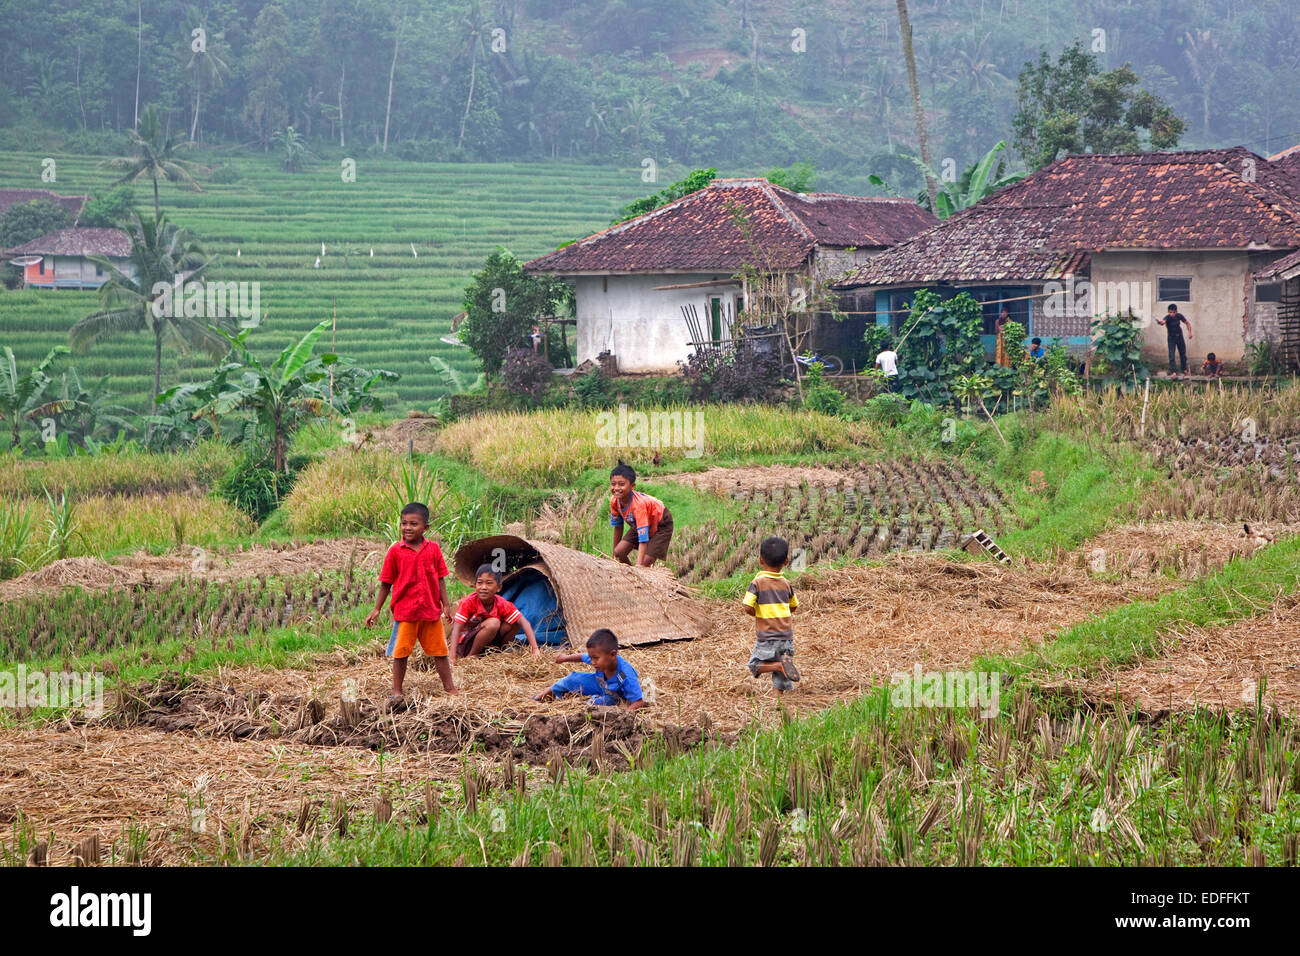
[449,564,542,660]
[364,502,457,701]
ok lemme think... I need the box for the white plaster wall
[1090,250,1256,364]
[574,273,743,372]
[49,255,132,284]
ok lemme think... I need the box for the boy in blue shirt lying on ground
[535,628,645,710]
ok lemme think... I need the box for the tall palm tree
[100,105,204,220]
[457,1,487,150]
[185,23,231,143]
[895,0,937,212]
[1184,28,1223,136]
[69,213,227,417]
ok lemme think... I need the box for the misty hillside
[1,0,1297,192]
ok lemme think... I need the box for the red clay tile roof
[523,179,936,274]
[0,188,86,220]
[838,148,1300,289]
[1268,146,1300,194]
[6,227,131,258]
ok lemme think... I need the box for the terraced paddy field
[0,152,649,410]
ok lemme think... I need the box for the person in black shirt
[1157,303,1192,377]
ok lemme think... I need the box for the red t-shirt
[379,538,449,621]
[454,593,522,628]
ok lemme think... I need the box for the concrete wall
[1090,250,1264,364]
[813,247,879,286]
[25,255,133,289]
[573,273,744,372]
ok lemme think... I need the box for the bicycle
[790,350,844,377]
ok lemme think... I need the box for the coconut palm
[895,0,937,212]
[69,212,226,416]
[100,105,204,219]
[456,0,487,150]
[185,22,231,143]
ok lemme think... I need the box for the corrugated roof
[837,148,1300,289]
[523,179,936,274]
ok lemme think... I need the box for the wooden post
[1137,374,1150,439]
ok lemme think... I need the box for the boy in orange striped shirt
[609,460,673,568]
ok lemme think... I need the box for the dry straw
[452,535,711,647]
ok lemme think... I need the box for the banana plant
[872,141,1025,219]
[201,320,337,473]
[0,346,71,448]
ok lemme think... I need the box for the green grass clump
[282,450,416,537]
[436,405,870,486]
[0,442,234,498]
[1,492,254,576]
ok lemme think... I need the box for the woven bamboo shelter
[453,535,710,647]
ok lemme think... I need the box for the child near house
[608,460,674,568]
[743,536,800,695]
[364,502,457,702]
[449,564,542,660]
[1201,352,1223,377]
[535,628,645,710]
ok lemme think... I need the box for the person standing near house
[994,306,1013,367]
[1158,303,1192,378]
[874,344,899,392]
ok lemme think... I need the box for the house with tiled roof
[523,178,936,372]
[835,148,1300,368]
[6,226,133,289]
[0,188,86,221]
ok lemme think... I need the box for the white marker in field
[314,256,321,269]
[370,247,374,256]
[411,242,418,258]
[321,241,326,256]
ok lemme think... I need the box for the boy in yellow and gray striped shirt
[743,536,800,694]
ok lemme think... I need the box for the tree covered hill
[1,0,1296,194]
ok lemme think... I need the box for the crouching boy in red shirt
[450,564,542,660]
[364,502,458,701]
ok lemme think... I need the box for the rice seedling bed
[670,458,1008,584]
[0,569,373,666]
[1137,434,1300,523]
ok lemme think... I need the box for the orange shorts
[388,619,448,659]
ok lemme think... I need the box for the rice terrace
[2,4,1300,906]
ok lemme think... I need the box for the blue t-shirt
[580,652,643,703]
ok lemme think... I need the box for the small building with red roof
[5,226,133,290]
[523,178,936,372]
[836,147,1300,368]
